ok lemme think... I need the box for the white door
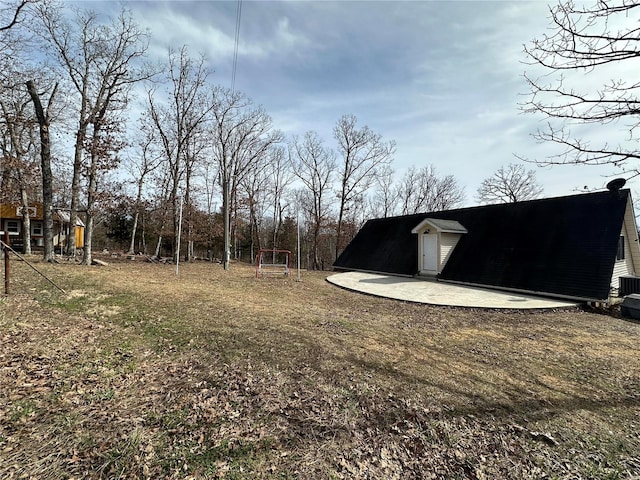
[422,234,438,272]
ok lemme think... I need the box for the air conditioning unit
[621,294,640,319]
[619,276,640,297]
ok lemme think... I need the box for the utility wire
[1,240,66,294]
[231,0,242,93]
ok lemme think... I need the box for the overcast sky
[78,0,633,204]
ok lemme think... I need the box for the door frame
[422,233,438,273]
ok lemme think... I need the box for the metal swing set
[255,249,291,278]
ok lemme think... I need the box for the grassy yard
[1,256,639,479]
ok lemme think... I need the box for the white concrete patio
[327,271,580,309]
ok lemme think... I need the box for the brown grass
[1,255,639,479]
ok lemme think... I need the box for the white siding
[611,232,632,287]
[439,233,462,271]
[611,197,639,288]
[623,195,640,275]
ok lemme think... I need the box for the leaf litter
[0,257,639,478]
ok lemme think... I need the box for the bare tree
[265,145,293,253]
[210,86,283,270]
[146,47,212,262]
[36,4,150,262]
[83,109,127,265]
[0,82,39,254]
[124,129,162,255]
[289,131,336,270]
[26,79,58,261]
[397,165,465,215]
[333,114,395,259]
[148,169,172,259]
[183,129,209,262]
[239,157,269,261]
[1,3,52,256]
[426,173,465,212]
[370,164,398,218]
[523,1,640,177]
[200,155,220,260]
[477,163,543,204]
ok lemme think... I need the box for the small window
[617,236,625,261]
[6,220,19,233]
[32,222,43,236]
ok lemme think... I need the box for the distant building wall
[0,202,85,250]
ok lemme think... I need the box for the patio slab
[327,271,580,309]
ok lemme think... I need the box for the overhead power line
[231,0,242,93]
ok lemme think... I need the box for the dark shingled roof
[333,189,631,301]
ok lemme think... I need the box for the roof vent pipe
[606,178,626,193]
[607,178,627,196]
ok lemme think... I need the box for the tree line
[4,0,631,269]
[0,1,467,269]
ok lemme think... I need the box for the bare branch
[333,114,395,258]
[289,131,336,270]
[522,1,640,171]
[397,165,465,214]
[477,164,543,204]
[0,0,32,32]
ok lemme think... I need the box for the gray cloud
[71,0,632,200]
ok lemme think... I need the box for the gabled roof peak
[411,218,467,234]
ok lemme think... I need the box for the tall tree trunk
[154,235,162,257]
[68,126,86,256]
[271,204,279,252]
[222,175,230,270]
[82,164,97,265]
[82,114,105,266]
[128,178,144,254]
[170,181,179,263]
[184,157,193,262]
[249,199,261,263]
[141,213,147,254]
[20,189,31,255]
[231,180,239,261]
[25,80,56,262]
[128,210,139,254]
[83,215,94,264]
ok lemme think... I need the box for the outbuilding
[0,202,85,253]
[334,187,640,302]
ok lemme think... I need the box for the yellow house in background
[0,202,85,252]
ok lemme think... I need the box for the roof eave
[438,279,606,303]
[411,218,468,234]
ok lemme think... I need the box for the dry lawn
[1,256,639,479]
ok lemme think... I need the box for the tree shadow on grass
[339,349,640,425]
